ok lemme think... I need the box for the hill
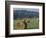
[14,10,39,19]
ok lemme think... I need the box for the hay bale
[15,22,25,29]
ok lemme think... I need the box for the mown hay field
[13,18,39,30]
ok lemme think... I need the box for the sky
[13,8,39,12]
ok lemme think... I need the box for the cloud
[13,8,39,12]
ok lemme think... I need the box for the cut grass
[13,18,39,29]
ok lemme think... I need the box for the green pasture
[13,18,39,29]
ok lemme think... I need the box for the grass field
[13,18,39,30]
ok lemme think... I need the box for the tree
[23,19,27,29]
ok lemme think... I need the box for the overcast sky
[13,8,39,12]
